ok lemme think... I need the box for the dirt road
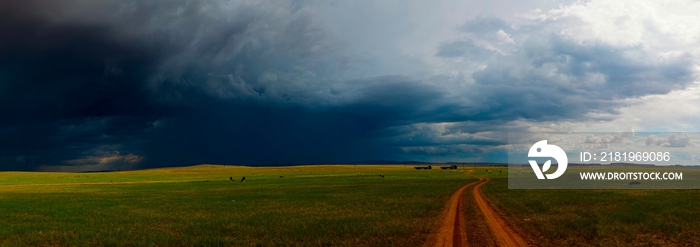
[424,179,483,247]
[473,178,529,247]
[425,177,528,247]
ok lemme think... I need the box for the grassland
[3,165,699,246]
[482,171,700,246]
[0,165,478,246]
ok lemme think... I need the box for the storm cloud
[1,0,698,170]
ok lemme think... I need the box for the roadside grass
[0,165,477,246]
[481,170,700,246]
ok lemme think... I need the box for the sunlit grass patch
[0,165,477,246]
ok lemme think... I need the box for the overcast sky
[1,0,699,171]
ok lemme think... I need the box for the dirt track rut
[425,177,528,247]
[473,178,528,247]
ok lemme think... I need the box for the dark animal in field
[380,174,384,178]
[241,177,246,182]
[229,177,233,182]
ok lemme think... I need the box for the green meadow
[482,171,700,246]
[0,165,478,246]
[3,165,699,246]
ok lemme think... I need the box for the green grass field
[482,171,700,246]
[0,165,478,246]
[3,165,699,246]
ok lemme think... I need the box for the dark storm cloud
[0,1,179,169]
[0,1,698,169]
[0,0,443,168]
[0,13,168,123]
[143,101,395,166]
[0,0,289,169]
[401,145,486,155]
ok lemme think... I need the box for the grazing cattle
[240,177,246,182]
[380,174,384,178]
[229,177,233,182]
